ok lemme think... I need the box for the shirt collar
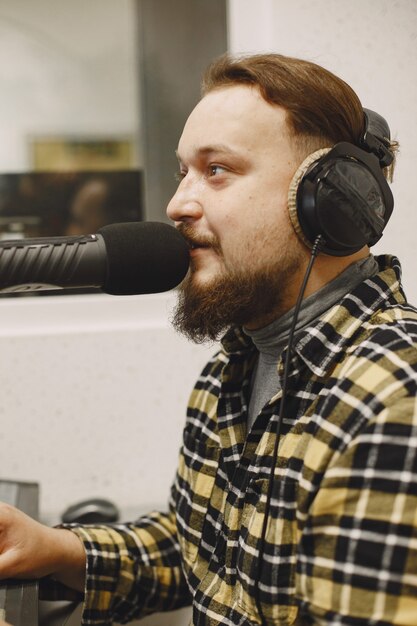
[290,254,405,377]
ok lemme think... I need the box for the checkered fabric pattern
[43,255,417,626]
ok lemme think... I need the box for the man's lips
[185,237,212,251]
[177,224,218,252]
[189,243,211,256]
[176,227,220,256]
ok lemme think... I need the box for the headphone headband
[359,108,393,168]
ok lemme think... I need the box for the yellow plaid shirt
[45,255,417,625]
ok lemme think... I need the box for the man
[0,54,416,626]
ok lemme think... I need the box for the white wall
[0,292,214,525]
[228,0,417,303]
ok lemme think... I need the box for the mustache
[176,223,221,252]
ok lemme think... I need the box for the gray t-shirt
[244,255,379,430]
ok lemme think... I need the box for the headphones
[288,109,394,256]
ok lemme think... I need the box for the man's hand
[0,502,86,592]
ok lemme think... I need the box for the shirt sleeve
[41,489,191,625]
[296,395,417,626]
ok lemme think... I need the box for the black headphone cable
[254,234,324,626]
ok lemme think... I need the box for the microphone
[0,221,190,295]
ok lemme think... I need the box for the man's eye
[208,164,226,177]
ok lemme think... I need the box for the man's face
[167,84,308,342]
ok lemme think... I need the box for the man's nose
[166,177,203,223]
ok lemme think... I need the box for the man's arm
[0,502,86,590]
[0,489,191,624]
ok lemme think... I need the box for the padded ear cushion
[288,148,331,249]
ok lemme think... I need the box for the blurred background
[0,1,415,624]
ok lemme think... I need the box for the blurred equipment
[61,497,119,524]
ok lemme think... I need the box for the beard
[171,224,303,343]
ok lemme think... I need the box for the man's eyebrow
[175,144,245,162]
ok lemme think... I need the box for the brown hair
[202,53,397,179]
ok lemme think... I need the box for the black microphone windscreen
[98,221,189,295]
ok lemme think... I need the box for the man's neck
[244,254,379,429]
[244,247,370,331]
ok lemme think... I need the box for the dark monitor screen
[0,170,143,241]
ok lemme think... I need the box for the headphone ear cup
[289,143,394,257]
[288,148,331,250]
